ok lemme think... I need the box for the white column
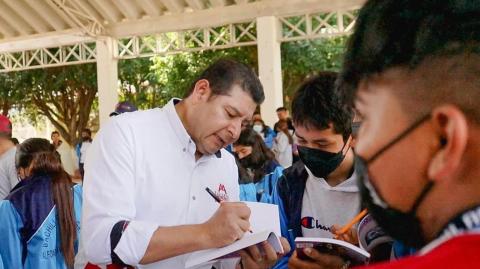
[96,37,119,126]
[256,16,283,127]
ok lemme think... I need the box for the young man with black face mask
[272,72,360,269]
[332,0,480,268]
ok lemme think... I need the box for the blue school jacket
[0,174,82,269]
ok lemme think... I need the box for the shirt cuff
[113,220,158,266]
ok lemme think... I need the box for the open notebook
[295,237,371,266]
[185,202,283,268]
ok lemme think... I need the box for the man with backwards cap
[0,115,18,199]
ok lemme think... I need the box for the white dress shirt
[78,99,239,269]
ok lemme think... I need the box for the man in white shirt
[79,59,289,269]
[0,115,18,199]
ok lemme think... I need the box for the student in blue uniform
[0,138,82,269]
[235,127,283,203]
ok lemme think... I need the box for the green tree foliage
[281,37,347,108]
[0,72,28,116]
[18,64,97,146]
[118,46,258,108]
[118,37,346,110]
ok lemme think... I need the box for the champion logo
[216,184,229,201]
[301,216,331,232]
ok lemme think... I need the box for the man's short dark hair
[276,107,287,112]
[51,131,59,137]
[185,59,265,105]
[292,72,353,141]
[338,0,480,111]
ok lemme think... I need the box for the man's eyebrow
[227,105,242,116]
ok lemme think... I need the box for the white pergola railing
[0,0,365,126]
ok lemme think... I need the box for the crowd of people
[0,0,479,268]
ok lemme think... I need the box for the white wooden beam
[86,0,121,24]
[0,1,34,36]
[96,37,119,126]
[185,0,206,10]
[0,30,94,53]
[137,0,162,17]
[45,0,78,28]
[4,0,50,34]
[160,0,184,14]
[112,0,142,20]
[209,0,228,7]
[0,15,17,38]
[257,16,283,127]
[25,0,68,31]
[72,0,105,25]
[109,0,365,37]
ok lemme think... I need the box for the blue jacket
[262,127,276,149]
[240,160,283,203]
[0,175,82,269]
[271,161,308,269]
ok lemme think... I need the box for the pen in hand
[334,209,368,237]
[205,187,253,233]
[205,187,222,203]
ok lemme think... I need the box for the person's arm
[0,171,11,200]
[6,153,18,191]
[82,119,156,266]
[139,202,251,264]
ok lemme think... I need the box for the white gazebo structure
[0,0,364,126]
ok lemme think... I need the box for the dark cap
[109,101,138,117]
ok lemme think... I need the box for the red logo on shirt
[216,184,229,201]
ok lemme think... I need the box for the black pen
[205,187,222,203]
[205,187,253,233]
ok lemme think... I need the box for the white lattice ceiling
[0,0,364,48]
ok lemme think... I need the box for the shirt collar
[306,167,359,192]
[164,98,222,159]
[164,98,196,155]
[420,205,480,255]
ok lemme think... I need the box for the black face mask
[298,141,349,179]
[356,114,434,248]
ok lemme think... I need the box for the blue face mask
[356,114,435,248]
[297,140,349,179]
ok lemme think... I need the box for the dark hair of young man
[276,107,287,112]
[338,0,480,122]
[184,59,265,105]
[292,72,353,142]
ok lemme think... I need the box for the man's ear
[190,79,211,104]
[428,105,468,182]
